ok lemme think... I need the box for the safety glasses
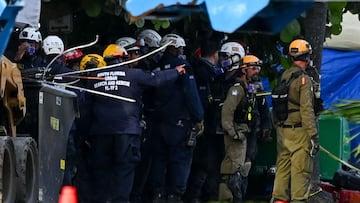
[218,52,230,58]
[247,66,261,71]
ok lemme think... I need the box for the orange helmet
[288,39,312,57]
[103,44,128,59]
[241,55,262,69]
[80,54,106,70]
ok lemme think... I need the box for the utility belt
[278,123,302,128]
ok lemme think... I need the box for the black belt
[279,123,302,128]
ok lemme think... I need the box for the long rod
[43,35,99,76]
[54,41,171,77]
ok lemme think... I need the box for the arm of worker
[221,85,245,139]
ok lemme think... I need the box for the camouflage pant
[219,134,251,202]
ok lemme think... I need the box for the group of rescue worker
[4,25,320,203]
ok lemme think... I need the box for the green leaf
[161,20,170,29]
[280,20,301,43]
[82,0,103,17]
[328,2,347,10]
[154,23,161,31]
[135,19,145,28]
[323,100,360,124]
[329,10,343,24]
[330,24,342,35]
[280,56,291,69]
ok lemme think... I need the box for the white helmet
[138,29,162,48]
[42,35,64,55]
[219,42,245,71]
[115,37,142,52]
[19,27,42,42]
[220,42,245,58]
[160,34,186,49]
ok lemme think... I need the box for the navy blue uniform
[79,65,180,203]
[185,57,226,201]
[149,52,204,199]
[16,54,44,69]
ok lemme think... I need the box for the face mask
[28,47,36,55]
[178,55,186,60]
[220,54,240,70]
[26,43,36,55]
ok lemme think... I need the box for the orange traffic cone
[58,186,78,203]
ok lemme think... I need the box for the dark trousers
[85,134,141,203]
[63,129,77,186]
[185,133,225,201]
[246,131,258,162]
[149,120,194,196]
[131,126,154,202]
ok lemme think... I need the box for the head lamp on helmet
[289,39,312,59]
[80,54,106,70]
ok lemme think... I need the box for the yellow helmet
[103,44,128,59]
[288,39,312,57]
[80,54,106,70]
[241,55,262,69]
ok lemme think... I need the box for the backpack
[271,71,302,123]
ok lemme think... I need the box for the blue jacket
[154,52,204,123]
[81,65,179,135]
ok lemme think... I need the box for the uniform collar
[199,57,215,67]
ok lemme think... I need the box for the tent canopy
[125,0,313,33]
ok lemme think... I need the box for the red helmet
[64,49,84,61]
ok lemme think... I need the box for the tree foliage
[53,1,360,84]
[323,100,360,124]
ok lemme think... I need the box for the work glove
[233,123,249,142]
[310,135,320,157]
[233,132,246,141]
[193,120,204,137]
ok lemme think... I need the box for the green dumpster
[319,116,350,181]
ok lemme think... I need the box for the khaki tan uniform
[219,82,251,201]
[272,65,318,202]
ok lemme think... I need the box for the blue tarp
[321,48,360,163]
[321,48,360,109]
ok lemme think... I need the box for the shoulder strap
[287,71,303,106]
[286,70,303,85]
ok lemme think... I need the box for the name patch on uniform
[97,71,125,77]
[164,64,171,69]
[94,71,130,91]
[232,89,238,96]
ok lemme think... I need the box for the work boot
[227,172,242,202]
[308,189,334,203]
[167,194,183,203]
[270,197,288,203]
[152,193,166,203]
